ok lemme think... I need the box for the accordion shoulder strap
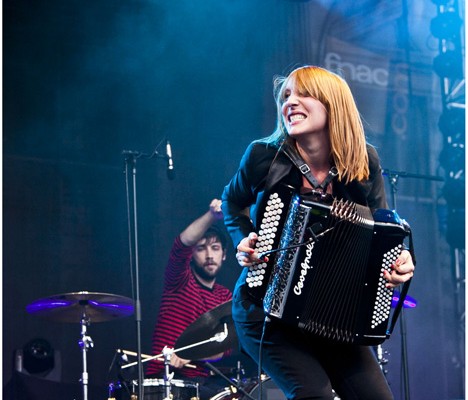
[282,143,337,192]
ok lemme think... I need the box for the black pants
[234,317,394,400]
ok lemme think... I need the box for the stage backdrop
[4,1,464,400]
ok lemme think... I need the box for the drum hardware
[204,362,256,400]
[79,314,93,400]
[161,346,175,400]
[174,301,237,361]
[107,380,136,400]
[207,363,251,386]
[209,376,285,400]
[121,322,229,370]
[234,360,245,385]
[122,300,236,368]
[121,321,229,400]
[376,344,389,376]
[175,301,254,399]
[121,301,238,400]
[119,347,199,400]
[26,291,135,400]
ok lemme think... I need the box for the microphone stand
[122,139,169,400]
[382,168,443,400]
[382,169,444,209]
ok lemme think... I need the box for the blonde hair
[265,65,369,183]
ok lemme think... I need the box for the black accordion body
[246,184,411,345]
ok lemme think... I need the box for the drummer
[146,199,232,399]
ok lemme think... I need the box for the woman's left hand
[383,249,415,288]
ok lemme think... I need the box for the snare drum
[110,378,199,400]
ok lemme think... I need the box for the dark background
[3,1,465,399]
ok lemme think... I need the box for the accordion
[247,184,411,345]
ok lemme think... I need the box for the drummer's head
[190,226,227,284]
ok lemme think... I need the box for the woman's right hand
[236,232,268,267]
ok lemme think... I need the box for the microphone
[166,140,175,180]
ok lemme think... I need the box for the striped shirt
[146,235,232,378]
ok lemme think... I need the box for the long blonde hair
[264,65,369,183]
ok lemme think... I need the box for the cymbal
[175,300,237,360]
[26,291,135,323]
[392,290,417,309]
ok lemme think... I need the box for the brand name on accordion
[294,241,315,295]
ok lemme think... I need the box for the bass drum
[209,377,286,400]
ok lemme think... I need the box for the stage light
[21,338,55,376]
[430,11,462,39]
[433,51,464,78]
[439,143,464,166]
[438,107,465,139]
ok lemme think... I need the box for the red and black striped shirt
[146,236,232,378]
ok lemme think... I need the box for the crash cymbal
[26,291,135,323]
[175,300,237,360]
[391,290,417,309]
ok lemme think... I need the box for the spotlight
[430,11,462,39]
[445,206,465,249]
[442,177,465,208]
[439,143,465,177]
[14,338,62,381]
[433,51,464,78]
[22,338,55,375]
[438,107,465,139]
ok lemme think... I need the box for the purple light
[391,291,418,309]
[26,300,73,313]
[94,302,134,311]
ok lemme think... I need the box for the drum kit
[25,293,275,400]
[26,290,418,400]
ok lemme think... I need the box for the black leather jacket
[222,140,388,249]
